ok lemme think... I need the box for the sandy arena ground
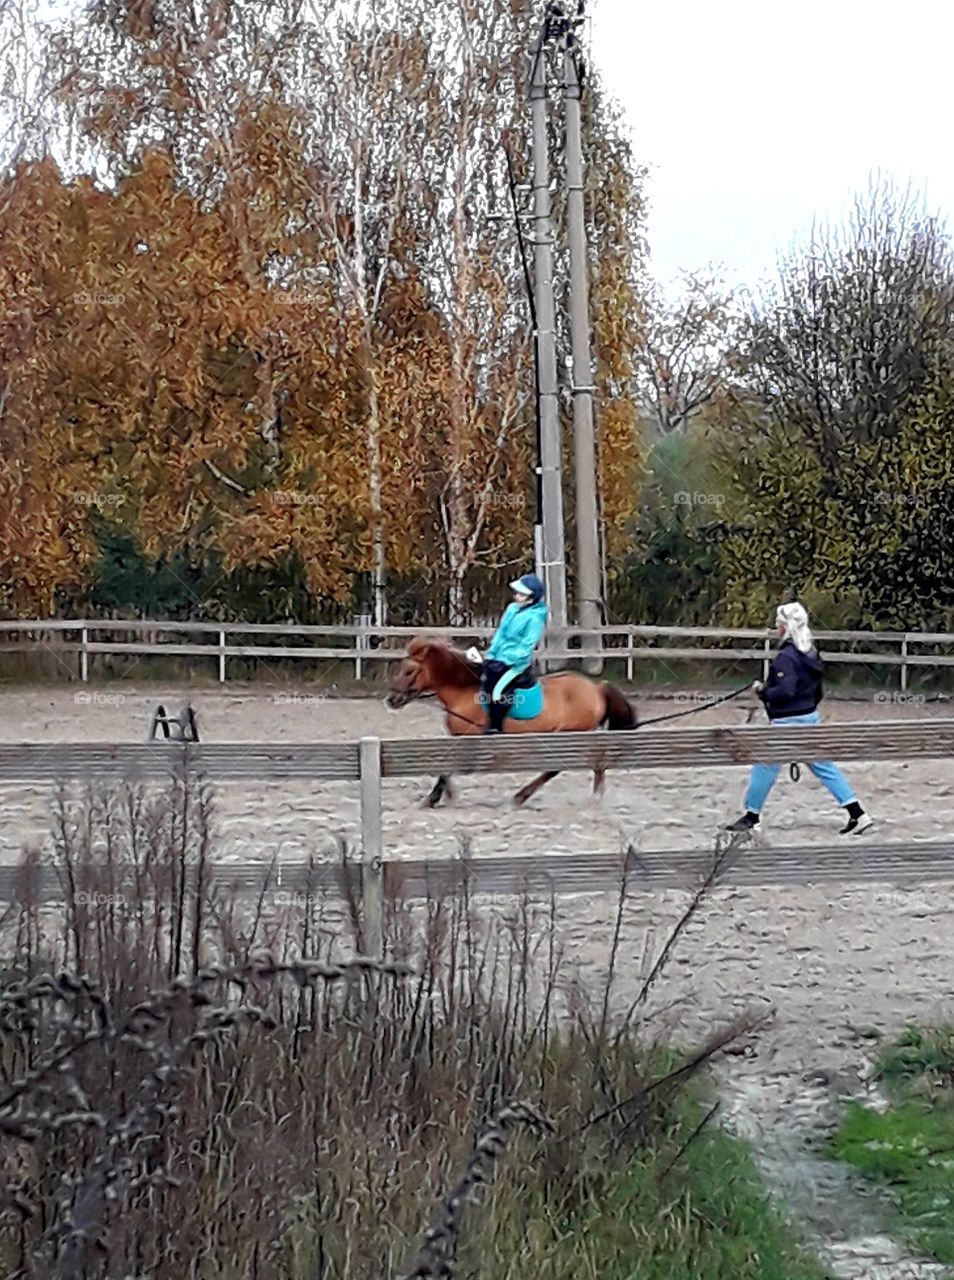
[0,684,952,865]
[2,683,953,1275]
[0,683,951,1064]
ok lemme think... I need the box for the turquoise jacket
[486,600,548,670]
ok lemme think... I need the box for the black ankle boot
[724,811,760,832]
[840,806,872,835]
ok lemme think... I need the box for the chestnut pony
[385,635,636,807]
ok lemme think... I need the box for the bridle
[385,650,487,730]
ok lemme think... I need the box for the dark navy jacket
[760,641,824,720]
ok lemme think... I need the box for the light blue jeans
[744,711,856,813]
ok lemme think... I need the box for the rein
[634,683,754,727]
[404,690,483,730]
[391,679,757,732]
[636,685,803,779]
[389,657,810,780]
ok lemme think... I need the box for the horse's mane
[409,635,480,687]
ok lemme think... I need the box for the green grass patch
[454,1065,828,1280]
[829,1026,954,1266]
[536,1110,828,1279]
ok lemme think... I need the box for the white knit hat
[776,602,814,653]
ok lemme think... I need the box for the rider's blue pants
[744,711,857,813]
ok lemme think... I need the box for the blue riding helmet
[509,573,546,604]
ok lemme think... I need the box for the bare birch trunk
[353,153,388,628]
[447,571,466,627]
[440,21,475,627]
[366,364,387,628]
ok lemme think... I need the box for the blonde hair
[776,601,814,653]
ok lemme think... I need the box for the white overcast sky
[15,0,954,300]
[589,0,954,294]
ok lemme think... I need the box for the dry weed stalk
[398,1100,555,1280]
[0,953,412,1278]
[0,782,773,1278]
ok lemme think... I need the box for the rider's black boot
[484,701,507,734]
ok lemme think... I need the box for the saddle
[478,666,543,720]
[507,682,544,720]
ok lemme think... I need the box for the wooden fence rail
[0,721,950,784]
[0,719,951,954]
[1,619,953,689]
[7,841,954,905]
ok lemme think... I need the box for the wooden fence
[0,718,952,955]
[1,619,954,689]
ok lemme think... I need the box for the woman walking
[724,602,873,836]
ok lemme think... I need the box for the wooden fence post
[359,736,384,957]
[80,627,89,683]
[218,630,227,684]
[762,634,771,683]
[353,613,372,680]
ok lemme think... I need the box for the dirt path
[719,1065,950,1280]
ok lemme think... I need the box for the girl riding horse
[386,574,636,806]
[467,573,548,734]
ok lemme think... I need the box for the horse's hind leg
[514,770,559,807]
[425,774,452,808]
[593,767,605,797]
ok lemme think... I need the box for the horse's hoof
[513,792,529,808]
[423,794,442,809]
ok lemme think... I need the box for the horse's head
[385,636,439,709]
[385,635,478,708]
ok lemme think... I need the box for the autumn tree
[716,180,954,628]
[577,74,648,576]
[0,0,651,624]
[394,2,537,623]
[635,271,738,437]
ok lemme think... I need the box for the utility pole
[563,32,603,674]
[529,21,568,655]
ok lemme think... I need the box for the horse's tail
[601,682,638,730]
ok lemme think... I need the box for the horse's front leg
[425,774,454,808]
[593,767,605,797]
[514,771,559,807]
